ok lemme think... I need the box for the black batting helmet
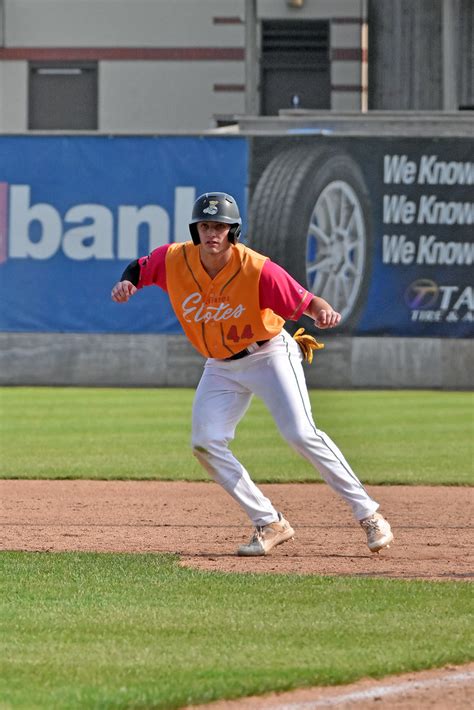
[189,192,242,245]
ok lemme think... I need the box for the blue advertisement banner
[0,135,248,333]
[1,134,472,338]
[249,136,473,338]
[352,139,473,338]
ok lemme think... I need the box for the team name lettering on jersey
[181,292,246,323]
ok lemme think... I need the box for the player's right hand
[111,280,137,303]
[313,308,341,329]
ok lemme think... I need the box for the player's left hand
[313,308,341,329]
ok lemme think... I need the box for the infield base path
[1,480,472,581]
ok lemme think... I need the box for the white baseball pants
[192,329,379,526]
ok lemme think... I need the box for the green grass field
[0,552,472,710]
[0,387,473,708]
[0,387,472,484]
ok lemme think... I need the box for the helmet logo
[203,200,219,216]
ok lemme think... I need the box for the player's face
[197,221,232,255]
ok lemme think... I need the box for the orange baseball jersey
[165,242,286,358]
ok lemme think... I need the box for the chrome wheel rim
[306,180,366,320]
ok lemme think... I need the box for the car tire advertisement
[247,137,473,338]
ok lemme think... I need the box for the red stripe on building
[332,48,367,62]
[331,84,366,93]
[0,47,245,61]
[213,16,243,24]
[213,84,245,92]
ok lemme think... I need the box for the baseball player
[111,192,393,556]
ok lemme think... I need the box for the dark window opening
[29,62,98,130]
[260,19,330,115]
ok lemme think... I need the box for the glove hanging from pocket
[293,328,324,365]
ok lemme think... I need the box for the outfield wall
[0,121,472,390]
[0,333,471,390]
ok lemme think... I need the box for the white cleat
[360,512,394,553]
[237,513,295,556]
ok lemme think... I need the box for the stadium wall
[0,125,472,390]
[0,332,472,390]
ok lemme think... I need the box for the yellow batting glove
[293,328,324,365]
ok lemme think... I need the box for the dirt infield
[1,480,473,709]
[1,480,472,580]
